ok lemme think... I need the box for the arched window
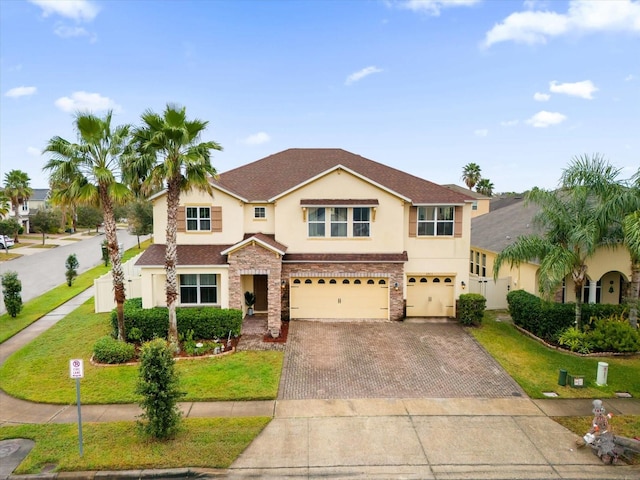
[293,279,301,284]
[343,279,350,284]
[379,279,386,285]
[318,279,325,284]
[367,279,375,285]
[354,279,361,284]
[409,278,416,283]
[330,279,337,284]
[444,278,452,283]
[420,278,427,283]
[433,278,441,283]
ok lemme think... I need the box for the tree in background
[65,254,79,286]
[1,271,23,317]
[44,111,132,342]
[476,178,494,197]
[0,219,21,250]
[3,170,33,242]
[0,190,10,217]
[129,104,221,348]
[128,199,153,248]
[560,154,640,329]
[136,338,184,439]
[461,163,482,190]
[76,205,104,233]
[31,209,61,245]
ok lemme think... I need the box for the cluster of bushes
[457,293,486,326]
[507,290,637,354]
[93,335,136,364]
[110,298,243,342]
[558,316,640,354]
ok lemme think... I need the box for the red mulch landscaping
[263,320,289,343]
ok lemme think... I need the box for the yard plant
[1,271,23,317]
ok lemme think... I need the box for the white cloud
[345,66,383,86]
[243,132,271,145]
[549,80,597,99]
[27,147,41,157]
[54,24,94,40]
[500,119,519,127]
[484,0,640,47]
[5,86,37,98]
[625,74,636,81]
[474,129,488,137]
[533,92,550,101]
[526,110,567,128]
[29,0,100,22]
[399,0,480,16]
[54,91,121,113]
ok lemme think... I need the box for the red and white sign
[69,359,84,379]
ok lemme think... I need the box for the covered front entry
[290,276,389,320]
[406,275,455,317]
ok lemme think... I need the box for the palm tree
[476,178,494,197]
[461,163,482,190]
[494,186,604,330]
[3,170,33,241]
[560,154,640,328]
[0,190,10,217]
[130,104,222,348]
[43,111,132,341]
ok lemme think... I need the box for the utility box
[558,369,567,386]
[568,374,585,388]
[596,362,608,386]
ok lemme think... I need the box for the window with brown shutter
[211,206,222,232]
[454,206,462,238]
[409,206,417,237]
[177,206,185,232]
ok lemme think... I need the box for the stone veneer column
[227,243,282,337]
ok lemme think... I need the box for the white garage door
[290,277,389,320]
[406,276,454,317]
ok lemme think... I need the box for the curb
[8,468,228,479]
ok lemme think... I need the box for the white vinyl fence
[469,276,511,310]
[94,254,143,313]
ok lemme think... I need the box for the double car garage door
[290,277,389,320]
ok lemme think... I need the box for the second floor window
[308,207,371,238]
[254,207,266,219]
[21,201,29,212]
[186,207,211,231]
[417,206,454,236]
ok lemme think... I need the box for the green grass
[0,240,151,343]
[0,417,270,474]
[470,312,640,399]
[29,244,58,249]
[0,301,284,403]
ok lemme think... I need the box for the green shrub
[587,315,640,353]
[93,336,136,364]
[507,290,541,333]
[557,327,593,354]
[457,293,486,326]
[111,298,243,341]
[128,327,143,343]
[65,254,79,286]
[136,338,184,439]
[1,271,23,317]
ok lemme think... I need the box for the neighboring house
[27,189,50,214]
[443,184,490,218]
[470,198,632,309]
[136,148,475,335]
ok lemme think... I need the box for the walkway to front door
[278,321,525,399]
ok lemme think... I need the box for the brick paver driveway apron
[278,321,525,399]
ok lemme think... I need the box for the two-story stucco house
[135,149,475,336]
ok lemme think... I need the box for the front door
[253,275,268,311]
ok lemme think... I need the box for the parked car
[0,235,15,249]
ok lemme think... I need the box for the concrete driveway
[278,320,525,399]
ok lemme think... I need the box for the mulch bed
[263,320,289,343]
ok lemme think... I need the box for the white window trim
[186,206,211,232]
[307,206,371,238]
[254,207,266,219]
[417,206,454,237]
[179,273,218,305]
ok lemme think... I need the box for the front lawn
[0,417,270,474]
[0,240,151,343]
[470,312,640,399]
[0,301,283,403]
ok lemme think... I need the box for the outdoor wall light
[281,280,287,289]
[461,281,466,290]
[609,280,614,293]
[393,282,399,291]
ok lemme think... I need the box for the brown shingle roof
[213,149,472,205]
[283,252,408,263]
[135,244,230,267]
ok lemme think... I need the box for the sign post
[69,359,84,457]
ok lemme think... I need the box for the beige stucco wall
[140,266,230,309]
[244,203,275,234]
[152,187,244,245]
[272,169,406,253]
[471,198,490,218]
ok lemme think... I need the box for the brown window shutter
[454,206,462,238]
[211,206,222,232]
[409,206,417,237]
[177,206,185,232]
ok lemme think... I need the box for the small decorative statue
[576,399,620,464]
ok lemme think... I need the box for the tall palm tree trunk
[629,261,640,329]
[165,178,181,349]
[100,188,127,341]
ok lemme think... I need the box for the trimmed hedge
[457,293,486,326]
[93,336,136,364]
[111,298,243,341]
[506,289,628,341]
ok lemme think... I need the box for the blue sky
[1,0,638,192]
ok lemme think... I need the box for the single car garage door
[290,277,389,320]
[406,275,454,317]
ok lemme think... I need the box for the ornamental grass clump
[136,338,184,439]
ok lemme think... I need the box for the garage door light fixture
[461,281,466,290]
[393,282,399,291]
